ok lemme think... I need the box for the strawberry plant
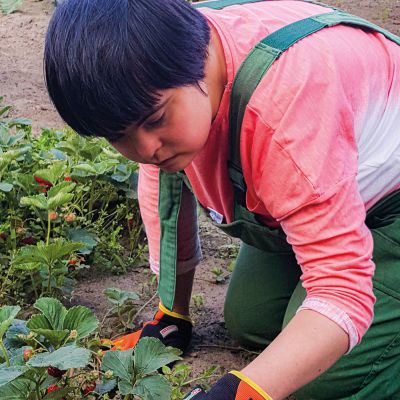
[0,98,145,305]
[0,299,187,399]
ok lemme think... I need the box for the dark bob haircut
[44,0,210,138]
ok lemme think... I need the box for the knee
[224,293,277,349]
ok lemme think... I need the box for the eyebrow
[136,97,171,127]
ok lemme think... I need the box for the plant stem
[30,272,39,299]
[47,262,53,296]
[46,213,51,246]
[0,340,10,367]
[196,344,260,355]
[129,292,157,324]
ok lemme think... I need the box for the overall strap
[158,171,184,310]
[193,0,341,11]
[228,10,400,208]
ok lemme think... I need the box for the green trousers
[224,199,400,399]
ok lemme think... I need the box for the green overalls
[157,1,400,398]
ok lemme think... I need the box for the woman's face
[108,84,213,173]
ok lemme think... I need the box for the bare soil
[1,0,399,395]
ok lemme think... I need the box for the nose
[136,133,162,164]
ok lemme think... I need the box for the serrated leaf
[67,229,98,254]
[63,306,98,340]
[33,298,67,330]
[0,378,34,399]
[27,344,90,369]
[26,314,52,331]
[103,287,139,306]
[12,246,47,266]
[94,379,117,395]
[47,182,75,198]
[34,163,65,185]
[0,0,23,15]
[0,306,21,338]
[101,349,133,382]
[20,194,48,210]
[47,192,74,210]
[0,182,13,192]
[35,240,84,264]
[29,329,69,348]
[118,379,135,396]
[4,320,29,350]
[132,375,172,400]
[134,338,181,376]
[0,366,27,388]
[72,163,97,176]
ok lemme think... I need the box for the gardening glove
[183,371,273,400]
[102,303,192,354]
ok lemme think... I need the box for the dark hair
[44,0,210,138]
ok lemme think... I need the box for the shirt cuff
[297,298,360,353]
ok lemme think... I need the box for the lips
[158,156,176,168]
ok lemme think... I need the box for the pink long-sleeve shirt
[138,0,400,351]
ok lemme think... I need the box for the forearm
[242,310,349,400]
[171,268,196,315]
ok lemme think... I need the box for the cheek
[181,104,212,148]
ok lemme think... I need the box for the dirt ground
[1,0,399,396]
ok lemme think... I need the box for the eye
[107,133,123,144]
[144,113,165,130]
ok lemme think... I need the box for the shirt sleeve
[246,28,378,350]
[138,163,202,276]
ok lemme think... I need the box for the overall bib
[157,1,400,398]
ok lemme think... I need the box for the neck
[204,25,228,121]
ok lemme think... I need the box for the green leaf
[0,182,13,192]
[0,378,34,399]
[26,314,53,331]
[47,182,75,198]
[94,379,117,395]
[0,306,20,338]
[27,344,90,370]
[63,306,98,340]
[101,349,133,382]
[118,379,135,396]
[0,366,27,388]
[33,298,67,330]
[29,329,69,348]
[67,229,98,254]
[72,163,97,176]
[0,0,23,14]
[34,163,66,185]
[104,287,139,306]
[47,192,74,210]
[134,338,181,376]
[34,240,84,265]
[4,320,29,350]
[132,375,172,400]
[12,246,47,267]
[20,194,48,210]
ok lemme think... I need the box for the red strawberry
[34,176,52,187]
[23,348,34,362]
[21,236,36,245]
[48,211,58,221]
[47,384,61,393]
[64,213,76,222]
[64,176,72,182]
[82,384,96,394]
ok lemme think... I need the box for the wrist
[229,371,273,399]
[159,302,192,323]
